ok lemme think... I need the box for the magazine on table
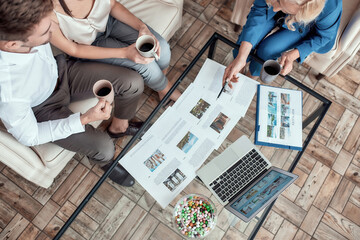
[255,85,303,151]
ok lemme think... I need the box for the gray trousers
[91,16,171,91]
[32,55,144,165]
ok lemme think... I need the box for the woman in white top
[50,0,180,101]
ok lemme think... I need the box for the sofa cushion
[304,0,360,75]
[31,98,100,165]
[118,0,183,41]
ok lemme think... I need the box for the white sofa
[0,0,183,188]
[305,0,360,78]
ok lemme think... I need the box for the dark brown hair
[0,0,53,41]
[59,0,73,16]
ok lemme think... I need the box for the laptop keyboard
[209,149,268,202]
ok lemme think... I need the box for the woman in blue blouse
[223,0,342,81]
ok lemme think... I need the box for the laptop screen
[228,169,295,219]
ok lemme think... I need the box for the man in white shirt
[0,0,145,187]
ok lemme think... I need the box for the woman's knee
[142,71,167,91]
[256,41,281,61]
[256,29,301,61]
[158,38,171,69]
[160,41,171,61]
[140,65,167,91]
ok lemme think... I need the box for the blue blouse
[238,0,342,62]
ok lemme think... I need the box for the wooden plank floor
[1,0,359,239]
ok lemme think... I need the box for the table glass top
[59,34,329,240]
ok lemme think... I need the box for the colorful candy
[173,195,216,238]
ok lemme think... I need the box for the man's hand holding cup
[80,99,112,125]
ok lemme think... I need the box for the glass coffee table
[54,33,331,240]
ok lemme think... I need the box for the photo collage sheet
[120,59,259,208]
[256,85,303,150]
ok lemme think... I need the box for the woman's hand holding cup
[125,43,154,64]
[138,25,161,57]
[279,49,300,75]
[136,34,160,61]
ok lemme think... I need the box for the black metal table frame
[55,32,331,239]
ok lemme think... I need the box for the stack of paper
[120,59,259,208]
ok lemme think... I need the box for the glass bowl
[173,194,217,239]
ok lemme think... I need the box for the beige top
[54,0,111,45]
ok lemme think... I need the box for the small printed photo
[163,168,186,192]
[210,112,230,133]
[281,116,290,127]
[280,127,286,139]
[281,93,290,105]
[177,131,199,153]
[190,98,211,119]
[267,125,276,138]
[240,205,253,215]
[257,179,268,189]
[268,91,277,103]
[281,104,290,116]
[143,149,166,172]
[268,102,277,115]
[246,189,258,200]
[267,114,277,126]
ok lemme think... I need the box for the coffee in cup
[260,60,282,84]
[139,42,154,52]
[93,79,114,104]
[136,35,159,61]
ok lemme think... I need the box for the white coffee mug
[135,35,160,61]
[260,60,282,84]
[93,79,114,104]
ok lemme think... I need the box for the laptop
[196,136,298,222]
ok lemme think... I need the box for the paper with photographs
[172,84,244,149]
[120,59,259,208]
[191,58,259,116]
[142,107,216,169]
[120,134,197,208]
[256,85,302,150]
[122,108,215,208]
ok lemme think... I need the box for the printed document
[120,59,258,208]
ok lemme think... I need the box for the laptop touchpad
[214,149,239,172]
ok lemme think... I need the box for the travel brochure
[255,85,303,151]
[120,59,259,208]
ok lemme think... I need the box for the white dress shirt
[0,44,84,146]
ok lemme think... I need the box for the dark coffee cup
[93,80,114,104]
[136,35,159,61]
[260,60,282,84]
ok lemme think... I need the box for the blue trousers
[233,20,306,76]
[92,16,170,91]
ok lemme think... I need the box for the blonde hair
[267,0,326,30]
